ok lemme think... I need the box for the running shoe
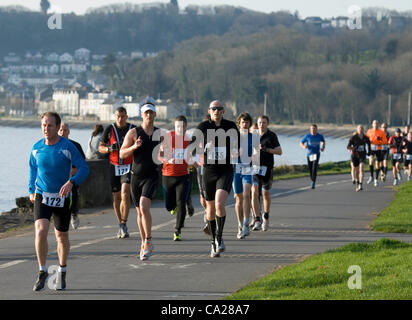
[311,181,315,189]
[173,232,182,241]
[139,243,146,261]
[71,214,79,230]
[55,271,66,291]
[142,239,153,259]
[210,242,220,258]
[249,216,255,228]
[216,238,225,253]
[262,218,269,231]
[397,172,402,181]
[33,271,49,292]
[237,226,244,239]
[119,223,129,239]
[252,220,262,231]
[242,223,250,237]
[367,177,373,184]
[374,179,379,187]
[381,173,386,182]
[356,184,362,192]
[408,176,411,181]
[352,180,356,185]
[116,226,123,239]
[170,207,177,215]
[393,178,398,186]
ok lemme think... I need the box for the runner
[401,125,410,176]
[120,102,161,260]
[299,124,325,189]
[197,100,239,257]
[249,122,261,230]
[254,115,282,231]
[99,107,136,239]
[29,112,89,291]
[347,125,370,192]
[58,122,86,230]
[402,132,412,181]
[160,115,192,241]
[233,113,258,239]
[380,123,390,182]
[388,128,406,186]
[188,114,210,235]
[366,120,388,187]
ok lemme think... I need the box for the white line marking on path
[0,259,28,269]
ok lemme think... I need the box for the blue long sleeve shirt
[29,137,90,195]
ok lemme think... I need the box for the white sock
[39,266,47,272]
[58,266,67,272]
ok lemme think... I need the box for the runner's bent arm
[28,147,38,203]
[119,129,140,159]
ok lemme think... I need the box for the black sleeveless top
[131,126,161,178]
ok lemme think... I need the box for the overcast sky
[1,1,411,18]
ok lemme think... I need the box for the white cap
[141,103,156,113]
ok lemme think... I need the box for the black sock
[216,216,226,240]
[255,216,261,222]
[207,219,217,242]
[263,212,269,220]
[369,165,374,176]
[383,166,387,175]
[375,168,380,180]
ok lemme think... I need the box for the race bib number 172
[42,192,65,208]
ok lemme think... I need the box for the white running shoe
[367,177,373,184]
[393,178,398,186]
[242,224,250,237]
[237,226,244,239]
[252,220,262,231]
[141,239,153,260]
[374,179,378,187]
[216,238,225,253]
[71,214,79,230]
[210,242,220,258]
[262,218,269,231]
[398,172,402,181]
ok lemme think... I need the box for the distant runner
[366,120,388,187]
[347,125,370,192]
[380,123,390,182]
[300,124,325,189]
[402,132,412,181]
[388,128,406,186]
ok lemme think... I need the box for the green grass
[371,181,412,234]
[226,239,412,300]
[273,161,351,181]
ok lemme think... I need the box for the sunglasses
[210,107,223,111]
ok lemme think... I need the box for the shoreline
[1,117,361,138]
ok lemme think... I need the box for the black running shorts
[110,164,131,193]
[34,193,72,232]
[130,174,159,207]
[202,166,234,201]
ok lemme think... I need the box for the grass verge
[226,239,412,300]
[370,181,412,233]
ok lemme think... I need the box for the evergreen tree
[40,0,50,14]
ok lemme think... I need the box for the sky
[1,0,411,18]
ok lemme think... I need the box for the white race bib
[207,147,226,161]
[392,153,401,160]
[407,154,412,161]
[381,145,389,151]
[253,165,267,176]
[240,166,254,176]
[357,145,365,152]
[309,154,317,162]
[371,144,379,151]
[172,148,187,161]
[115,164,131,176]
[42,192,65,208]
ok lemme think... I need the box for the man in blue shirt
[300,124,326,189]
[29,112,89,292]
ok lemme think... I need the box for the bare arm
[120,129,141,159]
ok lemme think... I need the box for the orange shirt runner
[366,128,388,151]
[161,130,192,177]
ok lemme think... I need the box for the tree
[40,0,50,14]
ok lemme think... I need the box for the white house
[53,90,80,115]
[46,52,59,62]
[75,48,91,61]
[59,53,74,63]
